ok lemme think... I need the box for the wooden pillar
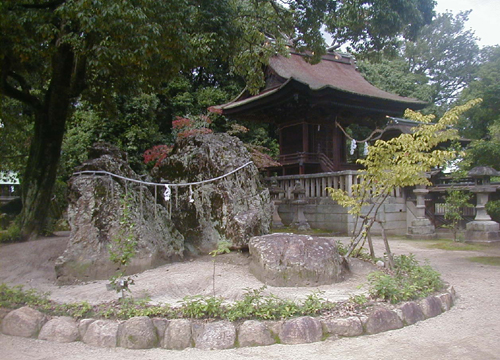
[302,122,309,153]
[333,123,342,171]
[299,122,308,174]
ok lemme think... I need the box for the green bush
[367,254,444,304]
[486,199,500,223]
[0,223,22,243]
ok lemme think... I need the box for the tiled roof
[210,52,426,114]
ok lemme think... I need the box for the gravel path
[1,234,500,359]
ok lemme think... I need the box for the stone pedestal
[466,186,500,242]
[291,181,310,231]
[408,218,436,239]
[407,185,436,239]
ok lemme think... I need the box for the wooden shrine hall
[210,50,426,175]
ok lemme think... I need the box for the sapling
[209,240,231,296]
[328,99,482,268]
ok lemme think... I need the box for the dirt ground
[1,232,500,360]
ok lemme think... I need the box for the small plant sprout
[209,241,232,296]
[442,189,473,241]
[107,194,138,299]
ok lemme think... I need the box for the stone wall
[278,197,408,235]
[0,286,456,350]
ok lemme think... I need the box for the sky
[435,0,500,47]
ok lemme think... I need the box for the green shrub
[177,295,224,319]
[486,199,500,223]
[0,223,22,243]
[368,254,444,303]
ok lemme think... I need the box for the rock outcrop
[55,143,184,284]
[248,233,349,287]
[154,133,272,254]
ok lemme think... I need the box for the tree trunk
[18,45,75,240]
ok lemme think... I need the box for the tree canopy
[0,0,437,238]
[358,11,480,116]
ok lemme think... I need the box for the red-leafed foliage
[143,144,173,167]
[172,115,212,139]
[176,127,213,139]
[144,115,212,167]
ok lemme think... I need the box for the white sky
[435,0,500,47]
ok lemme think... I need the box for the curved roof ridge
[270,53,425,105]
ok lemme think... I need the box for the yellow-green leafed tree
[328,99,482,267]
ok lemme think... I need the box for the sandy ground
[1,232,500,359]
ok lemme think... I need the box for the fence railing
[266,171,404,200]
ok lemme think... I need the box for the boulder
[438,292,454,311]
[279,316,323,345]
[55,142,184,284]
[152,318,169,347]
[39,316,79,343]
[78,318,95,339]
[364,308,404,335]
[419,296,443,318]
[82,319,119,348]
[192,321,236,350]
[238,320,275,347]
[398,302,426,325]
[155,133,272,254]
[1,306,47,338]
[321,316,364,337]
[118,316,158,349]
[249,233,349,287]
[163,319,192,350]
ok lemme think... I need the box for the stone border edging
[0,286,457,350]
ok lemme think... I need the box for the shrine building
[210,50,427,176]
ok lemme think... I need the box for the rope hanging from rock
[73,161,254,217]
[163,185,171,202]
[73,161,253,188]
[188,185,194,203]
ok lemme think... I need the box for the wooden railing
[266,171,404,200]
[279,152,320,166]
[278,152,336,172]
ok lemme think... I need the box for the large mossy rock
[249,233,349,287]
[154,133,272,254]
[55,143,184,284]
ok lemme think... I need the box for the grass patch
[468,256,500,266]
[426,240,486,251]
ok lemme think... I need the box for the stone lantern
[291,180,310,231]
[465,166,500,242]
